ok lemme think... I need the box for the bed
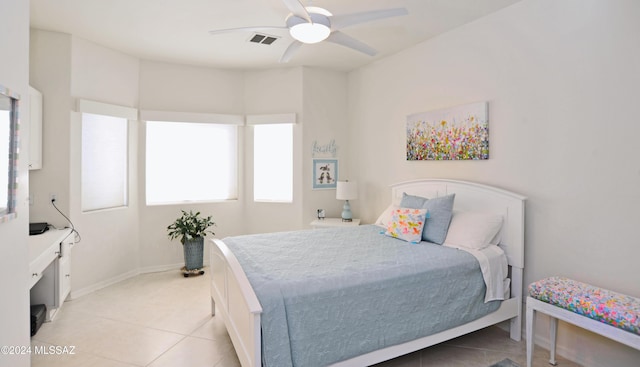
[209,179,526,367]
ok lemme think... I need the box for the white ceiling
[30,0,521,72]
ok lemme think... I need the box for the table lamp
[336,180,358,222]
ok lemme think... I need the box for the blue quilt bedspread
[223,225,500,367]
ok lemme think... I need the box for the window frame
[140,110,244,206]
[77,99,137,213]
[247,113,297,204]
[81,112,129,212]
[252,123,294,203]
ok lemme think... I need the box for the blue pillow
[399,192,455,244]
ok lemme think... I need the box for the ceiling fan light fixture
[286,9,332,44]
[289,21,330,44]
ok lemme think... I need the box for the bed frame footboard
[210,238,262,367]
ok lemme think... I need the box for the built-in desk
[29,228,74,321]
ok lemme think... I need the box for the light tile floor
[31,269,581,367]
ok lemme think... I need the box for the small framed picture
[317,209,325,220]
[312,159,338,190]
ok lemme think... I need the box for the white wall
[138,60,244,114]
[243,68,305,233]
[347,1,640,366]
[0,1,31,366]
[137,60,245,269]
[68,36,141,295]
[71,37,139,107]
[29,30,72,227]
[30,32,143,296]
[242,67,350,232]
[302,68,349,223]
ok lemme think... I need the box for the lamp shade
[336,181,358,200]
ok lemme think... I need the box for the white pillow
[374,204,399,228]
[443,211,503,250]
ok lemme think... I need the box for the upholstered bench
[526,277,640,367]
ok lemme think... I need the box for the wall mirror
[0,84,19,223]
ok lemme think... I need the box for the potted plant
[167,210,215,272]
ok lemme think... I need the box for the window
[146,121,238,204]
[253,123,293,202]
[81,113,128,212]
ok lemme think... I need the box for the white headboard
[390,179,526,269]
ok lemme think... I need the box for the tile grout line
[143,334,189,367]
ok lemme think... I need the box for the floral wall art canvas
[406,102,489,160]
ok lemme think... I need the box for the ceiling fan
[209,0,408,63]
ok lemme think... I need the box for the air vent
[249,33,279,45]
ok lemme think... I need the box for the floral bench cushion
[528,276,640,335]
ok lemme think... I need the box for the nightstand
[310,218,361,229]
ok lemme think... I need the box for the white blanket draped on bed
[443,243,509,302]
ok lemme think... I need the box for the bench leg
[211,296,216,316]
[526,302,535,367]
[549,317,558,366]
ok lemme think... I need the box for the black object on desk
[29,222,49,236]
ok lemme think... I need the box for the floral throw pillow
[384,208,428,244]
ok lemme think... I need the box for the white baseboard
[139,260,209,274]
[138,262,186,274]
[69,268,140,300]
[68,260,210,300]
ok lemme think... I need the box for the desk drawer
[29,271,44,289]
[29,244,59,288]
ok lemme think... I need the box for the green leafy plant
[167,210,215,244]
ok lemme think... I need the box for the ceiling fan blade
[209,26,287,35]
[279,41,303,63]
[330,8,408,31]
[326,31,377,56]
[281,0,312,23]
